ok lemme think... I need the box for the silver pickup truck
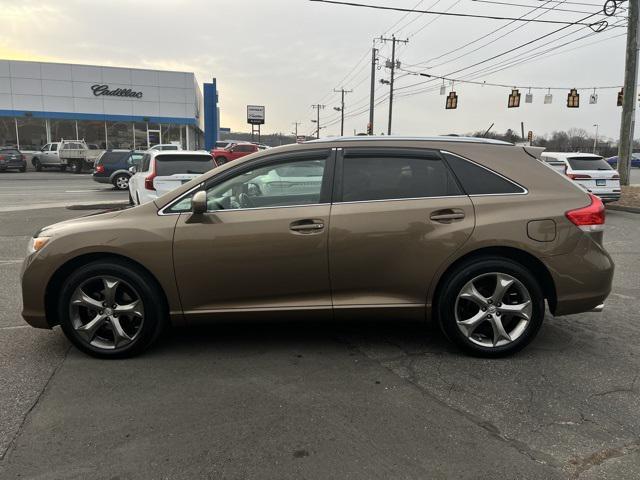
[31,140,102,173]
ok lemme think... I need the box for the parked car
[31,142,64,171]
[147,143,182,152]
[251,143,271,150]
[128,150,216,205]
[215,140,245,150]
[605,155,640,168]
[541,152,621,203]
[211,142,259,164]
[21,136,614,358]
[58,140,103,173]
[0,147,26,172]
[93,150,145,190]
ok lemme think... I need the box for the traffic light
[508,89,521,108]
[618,88,624,106]
[446,91,458,109]
[367,122,373,135]
[567,89,579,108]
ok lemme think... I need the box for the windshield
[567,156,612,171]
[155,155,214,176]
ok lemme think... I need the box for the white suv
[128,151,216,205]
[541,152,621,203]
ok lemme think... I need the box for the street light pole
[593,124,599,154]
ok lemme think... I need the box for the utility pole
[333,88,353,136]
[379,35,408,135]
[369,46,378,135]
[618,0,639,186]
[292,121,301,137]
[311,104,325,139]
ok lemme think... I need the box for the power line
[308,0,616,27]
[472,0,626,17]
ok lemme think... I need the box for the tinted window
[235,145,254,152]
[341,154,461,202]
[161,145,179,151]
[443,152,524,195]
[129,153,143,166]
[155,154,214,176]
[98,152,129,165]
[141,154,151,172]
[567,156,612,171]
[0,149,20,154]
[50,144,58,151]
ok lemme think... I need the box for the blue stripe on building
[0,109,196,125]
[203,79,219,151]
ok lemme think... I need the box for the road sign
[296,135,306,144]
[247,105,265,125]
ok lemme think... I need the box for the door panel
[329,197,474,306]
[173,205,331,313]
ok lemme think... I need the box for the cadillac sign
[247,105,265,125]
[91,84,143,99]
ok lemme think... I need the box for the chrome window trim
[333,195,468,206]
[157,183,204,216]
[441,150,529,196]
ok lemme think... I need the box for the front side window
[50,143,58,151]
[341,152,461,202]
[167,157,326,213]
[129,153,144,166]
[442,152,525,195]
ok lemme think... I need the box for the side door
[329,147,475,317]
[39,144,50,164]
[48,143,60,165]
[171,149,335,319]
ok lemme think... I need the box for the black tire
[19,166,26,172]
[436,256,545,358]
[113,173,129,190]
[215,157,227,165]
[60,165,67,172]
[57,259,167,358]
[33,158,42,172]
[70,160,82,174]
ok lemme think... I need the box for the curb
[606,204,640,214]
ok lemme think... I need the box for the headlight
[27,236,51,254]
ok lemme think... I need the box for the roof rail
[305,135,514,145]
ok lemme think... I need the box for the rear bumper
[544,234,614,316]
[595,193,621,203]
[92,175,111,184]
[0,161,25,170]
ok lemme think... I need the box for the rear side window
[235,145,255,153]
[442,152,524,195]
[0,149,20,154]
[155,154,213,176]
[341,152,462,202]
[98,152,129,165]
[567,156,612,171]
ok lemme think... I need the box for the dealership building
[0,60,219,151]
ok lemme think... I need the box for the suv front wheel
[437,257,545,357]
[57,260,167,358]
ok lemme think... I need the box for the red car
[210,143,259,165]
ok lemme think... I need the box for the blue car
[93,150,145,190]
[606,155,640,168]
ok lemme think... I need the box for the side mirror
[128,166,137,174]
[192,191,207,215]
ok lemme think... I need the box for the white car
[128,150,216,205]
[541,152,621,203]
[147,143,183,152]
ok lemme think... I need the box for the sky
[0,0,632,140]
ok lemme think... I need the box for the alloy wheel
[454,272,532,348]
[115,175,129,190]
[69,275,145,350]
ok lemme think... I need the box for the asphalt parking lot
[0,171,639,479]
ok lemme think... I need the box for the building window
[77,121,106,149]
[0,118,17,147]
[50,119,77,142]
[134,122,147,150]
[161,124,181,147]
[106,121,133,149]
[16,118,47,151]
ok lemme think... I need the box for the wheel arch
[430,246,557,319]
[44,252,170,328]
[109,169,131,183]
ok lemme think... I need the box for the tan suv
[21,137,614,358]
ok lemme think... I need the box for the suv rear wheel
[33,158,42,171]
[113,173,129,190]
[437,257,545,357]
[57,260,166,358]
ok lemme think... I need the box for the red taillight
[565,193,605,232]
[95,164,105,174]
[0,155,5,161]
[567,173,592,180]
[144,165,156,190]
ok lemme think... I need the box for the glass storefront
[0,118,17,147]
[77,120,107,148]
[0,117,199,151]
[16,118,47,151]
[49,119,76,143]
[106,121,134,149]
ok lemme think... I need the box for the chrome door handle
[430,210,466,222]
[290,221,325,232]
